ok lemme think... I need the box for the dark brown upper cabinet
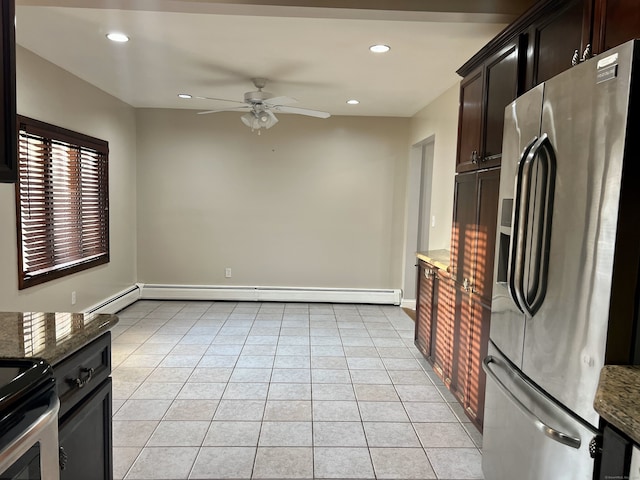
[456,68,483,173]
[0,0,16,183]
[455,0,640,175]
[524,0,592,89]
[592,0,640,54]
[456,40,522,174]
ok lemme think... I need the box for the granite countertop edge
[416,249,451,272]
[594,365,640,445]
[0,312,119,366]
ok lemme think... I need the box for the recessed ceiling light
[347,99,360,105]
[369,44,390,53]
[177,94,192,99]
[106,32,129,43]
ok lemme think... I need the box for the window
[16,116,109,289]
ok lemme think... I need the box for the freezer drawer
[482,343,598,480]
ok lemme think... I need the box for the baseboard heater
[139,284,402,305]
[83,284,142,314]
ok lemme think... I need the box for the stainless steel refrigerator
[482,40,640,479]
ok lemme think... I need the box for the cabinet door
[415,261,436,358]
[481,42,520,169]
[450,284,473,404]
[593,0,640,54]
[456,67,483,173]
[449,290,491,431]
[525,0,590,89]
[465,299,491,431]
[58,378,113,480]
[451,172,478,288]
[431,276,454,381]
[472,168,501,303]
[598,424,633,480]
[0,0,17,183]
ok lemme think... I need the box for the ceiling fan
[196,78,330,133]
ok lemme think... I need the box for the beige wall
[401,83,459,302]
[0,47,137,312]
[410,83,459,250]
[1,47,455,308]
[136,109,410,289]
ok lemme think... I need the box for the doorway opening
[402,137,435,309]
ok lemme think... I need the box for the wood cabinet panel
[58,378,113,480]
[0,0,17,183]
[450,284,472,402]
[456,68,484,173]
[54,332,113,480]
[465,300,491,431]
[593,0,640,54]
[456,40,520,174]
[526,0,593,90]
[415,261,436,358]
[483,44,520,164]
[451,169,500,302]
[415,258,455,382]
[54,332,111,418]
[473,169,501,303]
[447,169,499,430]
[431,274,454,381]
[449,287,492,430]
[451,172,477,287]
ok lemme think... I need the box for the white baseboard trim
[400,299,416,310]
[139,284,402,305]
[84,284,141,314]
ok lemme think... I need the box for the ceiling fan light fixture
[241,110,278,131]
[369,44,390,53]
[106,32,130,43]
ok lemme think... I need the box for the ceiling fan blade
[264,96,298,106]
[197,106,250,115]
[195,95,246,105]
[273,105,331,119]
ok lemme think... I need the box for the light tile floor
[111,300,484,480]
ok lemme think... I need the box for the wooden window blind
[15,116,109,289]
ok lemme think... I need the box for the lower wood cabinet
[415,260,437,359]
[53,332,113,480]
[450,288,491,431]
[415,258,491,431]
[58,378,112,480]
[597,424,634,480]
[415,260,454,381]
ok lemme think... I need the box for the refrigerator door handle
[510,134,556,316]
[508,136,537,313]
[523,134,556,315]
[483,355,586,449]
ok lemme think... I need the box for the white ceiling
[14,1,533,117]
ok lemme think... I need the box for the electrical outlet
[225,268,232,278]
[71,291,76,305]
[431,215,436,227]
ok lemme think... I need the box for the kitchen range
[482,40,640,479]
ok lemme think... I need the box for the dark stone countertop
[416,249,451,272]
[594,365,640,445]
[0,312,118,366]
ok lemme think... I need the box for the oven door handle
[483,355,585,449]
[0,390,60,480]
